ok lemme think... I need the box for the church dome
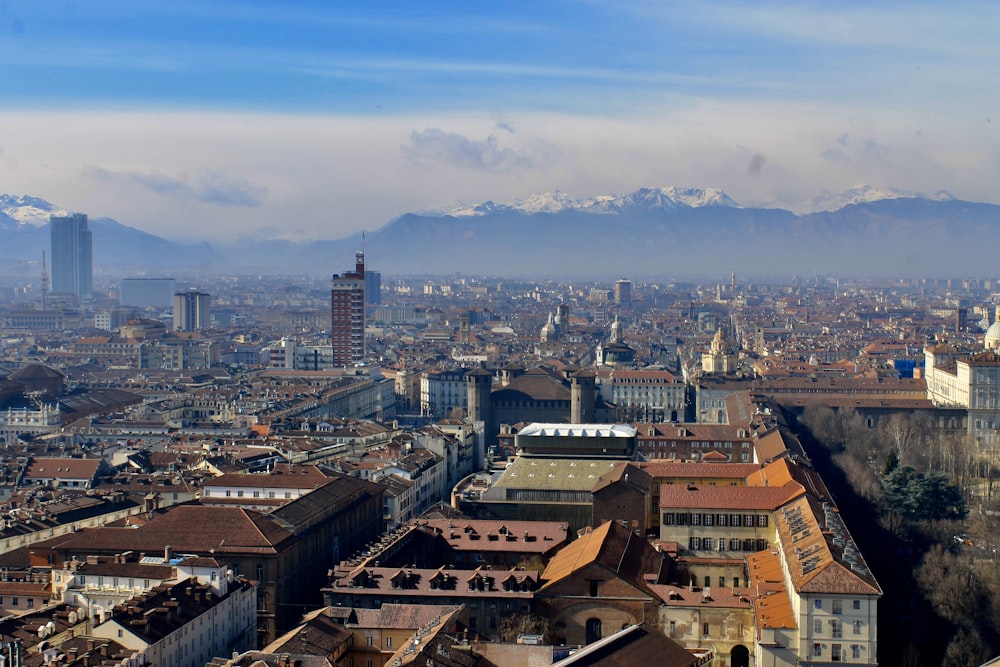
[986,321,1000,350]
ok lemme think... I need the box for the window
[26,598,33,608]
[813,644,822,658]
[10,598,16,606]
[586,618,603,644]
[733,577,740,588]
[702,622,710,637]
[832,644,842,662]
[814,620,822,634]
[832,599,843,614]
[386,637,392,648]
[669,620,676,635]
[704,576,711,588]
[366,636,374,646]
[730,514,742,527]
[853,599,861,610]
[589,580,599,597]
[851,645,862,659]
[757,514,769,527]
[831,620,842,638]
[814,599,823,610]
[663,513,674,526]
[719,577,726,587]
[691,512,701,526]
[689,537,701,551]
[717,514,727,527]
[853,620,863,635]
[703,513,714,526]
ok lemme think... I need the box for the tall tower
[614,278,632,308]
[466,368,494,443]
[50,212,92,299]
[570,370,596,423]
[330,251,366,367]
[173,291,211,331]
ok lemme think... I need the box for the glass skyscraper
[50,212,92,299]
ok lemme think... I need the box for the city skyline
[2,2,999,244]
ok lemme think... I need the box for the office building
[365,269,382,305]
[50,212,92,299]
[173,290,211,332]
[614,278,632,308]
[121,277,176,307]
[330,251,366,366]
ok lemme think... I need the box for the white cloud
[0,104,998,243]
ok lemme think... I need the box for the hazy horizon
[2,2,999,243]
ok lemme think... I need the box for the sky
[1,1,1000,243]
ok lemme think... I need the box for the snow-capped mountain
[0,194,62,228]
[799,185,955,214]
[435,186,740,217]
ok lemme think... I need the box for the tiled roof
[417,518,569,554]
[746,550,796,632]
[773,496,880,596]
[658,481,803,510]
[538,521,662,596]
[639,462,761,480]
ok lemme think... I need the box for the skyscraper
[173,291,211,332]
[365,270,382,305]
[614,278,632,308]
[50,213,92,299]
[330,251,366,367]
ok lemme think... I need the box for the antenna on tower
[40,251,49,310]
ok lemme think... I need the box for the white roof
[517,423,636,438]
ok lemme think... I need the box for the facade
[614,278,632,307]
[598,369,687,423]
[365,270,382,305]
[330,251,367,367]
[91,575,257,667]
[120,277,176,307]
[925,342,1000,450]
[420,368,469,417]
[50,212,93,298]
[173,291,212,332]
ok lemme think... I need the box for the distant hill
[2,187,998,278]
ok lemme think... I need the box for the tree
[499,613,555,644]
[881,465,967,523]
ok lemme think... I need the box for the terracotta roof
[746,550,796,632]
[24,457,101,480]
[773,495,880,596]
[417,519,569,554]
[639,462,761,480]
[658,481,803,510]
[538,521,663,596]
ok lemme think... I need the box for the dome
[986,321,1000,350]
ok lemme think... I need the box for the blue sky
[2,1,999,241]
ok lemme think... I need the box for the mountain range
[1,187,998,279]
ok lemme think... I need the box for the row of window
[664,512,769,527]
[0,597,33,607]
[207,489,294,499]
[813,643,866,661]
[688,537,769,552]
[814,598,863,613]
[813,619,865,637]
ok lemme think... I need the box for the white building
[925,341,1000,449]
[91,573,256,667]
[420,368,469,418]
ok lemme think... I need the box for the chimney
[164,545,173,561]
